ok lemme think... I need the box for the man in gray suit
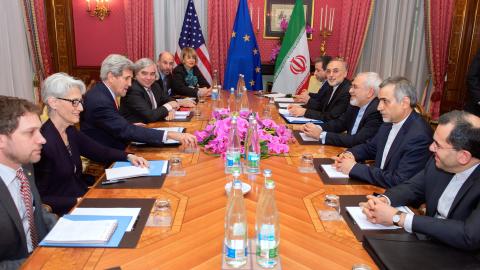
[0,96,57,269]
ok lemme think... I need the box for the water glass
[150,199,172,227]
[352,264,372,270]
[298,153,315,173]
[319,194,343,221]
[325,194,341,214]
[168,155,186,176]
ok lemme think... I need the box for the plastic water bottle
[225,116,241,174]
[255,169,279,268]
[224,176,248,268]
[228,87,237,112]
[245,116,260,174]
[239,86,250,113]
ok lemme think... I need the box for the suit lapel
[101,82,119,110]
[447,166,480,217]
[0,174,28,248]
[427,170,454,216]
[348,106,360,133]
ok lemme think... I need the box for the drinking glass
[298,153,315,173]
[168,155,186,176]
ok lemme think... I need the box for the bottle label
[225,241,247,259]
[256,224,278,258]
[256,245,278,259]
[226,152,240,167]
[247,152,260,167]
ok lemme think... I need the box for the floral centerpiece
[194,109,293,158]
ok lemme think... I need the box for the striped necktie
[16,168,38,249]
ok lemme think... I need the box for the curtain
[0,0,35,101]
[424,0,455,120]
[153,0,208,60]
[356,0,428,105]
[124,0,154,61]
[207,0,239,85]
[337,0,374,79]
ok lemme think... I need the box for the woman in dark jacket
[172,47,211,97]
[34,73,148,215]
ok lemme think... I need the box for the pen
[101,180,126,185]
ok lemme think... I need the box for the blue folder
[112,160,168,176]
[39,215,131,248]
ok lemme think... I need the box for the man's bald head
[157,51,175,75]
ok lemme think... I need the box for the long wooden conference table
[23,92,384,269]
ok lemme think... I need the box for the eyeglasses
[56,97,84,107]
[431,141,455,151]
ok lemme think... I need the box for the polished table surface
[23,92,384,270]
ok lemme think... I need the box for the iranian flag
[272,0,310,94]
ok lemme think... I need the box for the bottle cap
[263,169,272,177]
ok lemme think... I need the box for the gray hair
[100,54,134,81]
[134,58,159,80]
[41,73,86,105]
[358,72,382,96]
[379,76,417,107]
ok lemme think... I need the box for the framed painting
[264,0,314,39]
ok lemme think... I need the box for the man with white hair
[81,54,197,150]
[334,76,433,188]
[301,72,383,147]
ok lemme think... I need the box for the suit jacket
[120,80,175,123]
[465,49,480,117]
[34,120,127,215]
[319,98,382,147]
[80,82,166,150]
[348,111,433,188]
[171,64,211,97]
[156,73,173,97]
[385,158,480,251]
[0,165,56,269]
[304,79,352,121]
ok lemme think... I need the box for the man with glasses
[288,58,351,121]
[334,76,432,188]
[360,110,480,251]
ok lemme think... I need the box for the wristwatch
[392,211,403,227]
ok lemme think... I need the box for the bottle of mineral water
[225,116,241,174]
[212,70,219,101]
[245,116,260,174]
[224,177,248,268]
[228,87,237,112]
[239,86,250,113]
[255,169,279,268]
[236,74,245,98]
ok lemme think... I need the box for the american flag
[174,0,212,84]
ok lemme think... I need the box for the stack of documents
[105,166,150,181]
[264,93,285,98]
[299,132,318,142]
[43,217,118,244]
[278,102,303,108]
[274,97,295,103]
[112,160,168,176]
[174,111,190,119]
[284,116,323,124]
[71,207,141,232]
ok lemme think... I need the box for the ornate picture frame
[264,0,314,39]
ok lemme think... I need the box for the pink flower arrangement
[194,109,293,157]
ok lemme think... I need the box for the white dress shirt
[402,164,479,233]
[0,163,34,252]
[350,101,370,135]
[380,115,409,169]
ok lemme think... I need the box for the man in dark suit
[301,72,383,147]
[294,55,332,102]
[156,51,195,107]
[81,54,197,150]
[120,58,179,123]
[0,96,57,269]
[361,110,480,251]
[334,76,433,188]
[465,49,480,117]
[288,58,351,121]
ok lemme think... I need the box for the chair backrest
[307,75,322,93]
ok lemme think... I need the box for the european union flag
[224,0,263,91]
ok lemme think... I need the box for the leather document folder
[363,233,480,270]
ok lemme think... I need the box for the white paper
[300,132,318,142]
[71,208,141,232]
[286,116,319,122]
[105,166,149,181]
[320,164,349,178]
[278,102,303,108]
[43,218,118,244]
[264,93,286,98]
[176,97,196,102]
[345,206,413,230]
[278,108,290,115]
[274,97,295,102]
[174,111,190,119]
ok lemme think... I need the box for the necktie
[16,168,38,249]
[146,88,157,109]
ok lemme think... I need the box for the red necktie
[16,168,38,249]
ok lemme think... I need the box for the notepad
[43,217,118,244]
[274,97,295,102]
[113,160,168,175]
[278,108,290,115]
[71,207,141,232]
[278,102,303,108]
[346,206,413,230]
[105,166,150,181]
[299,132,318,142]
[321,164,349,178]
[174,111,190,119]
[285,116,322,123]
[264,93,286,98]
